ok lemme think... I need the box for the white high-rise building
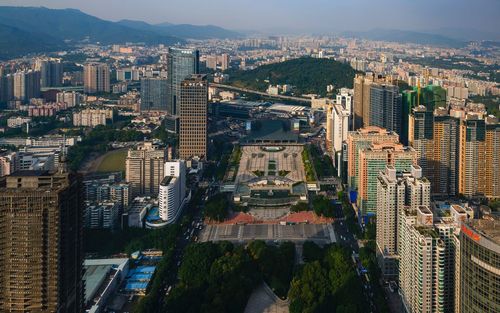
[399,205,468,313]
[376,165,430,279]
[159,160,186,224]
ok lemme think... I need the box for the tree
[204,193,229,221]
[289,261,330,313]
[312,195,335,217]
[291,202,309,212]
[302,241,324,263]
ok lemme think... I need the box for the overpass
[211,83,312,104]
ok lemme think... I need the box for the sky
[1,0,499,36]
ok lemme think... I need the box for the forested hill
[227,57,356,97]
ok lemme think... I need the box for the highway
[210,83,312,104]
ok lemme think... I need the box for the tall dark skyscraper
[369,83,402,136]
[179,74,208,160]
[167,48,200,115]
[0,168,84,312]
[166,48,199,132]
[140,77,169,111]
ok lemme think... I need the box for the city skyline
[2,0,500,39]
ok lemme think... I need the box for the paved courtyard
[244,283,289,313]
[199,223,336,245]
[236,145,306,183]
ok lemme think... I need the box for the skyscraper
[13,70,41,103]
[402,85,446,145]
[125,142,167,198]
[140,77,169,111]
[431,110,460,196]
[358,142,417,215]
[35,58,63,88]
[353,74,373,130]
[369,83,402,136]
[376,165,430,279]
[409,107,461,197]
[353,74,401,133]
[83,63,110,94]
[459,217,500,313]
[0,169,83,312]
[179,74,208,160]
[347,126,400,190]
[166,48,199,131]
[399,205,466,313]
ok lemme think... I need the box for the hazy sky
[1,0,499,35]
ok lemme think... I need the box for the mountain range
[342,29,466,48]
[0,6,241,60]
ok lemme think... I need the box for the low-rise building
[7,116,31,128]
[73,108,114,127]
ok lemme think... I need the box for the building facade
[358,142,417,215]
[36,58,63,88]
[0,170,84,312]
[347,126,400,190]
[84,63,110,94]
[158,160,186,224]
[125,142,166,198]
[140,77,169,112]
[179,74,208,160]
[369,83,402,136]
[376,165,430,279]
[399,205,466,313]
[73,109,113,127]
[167,47,199,116]
[459,218,500,313]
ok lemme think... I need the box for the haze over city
[2,0,500,39]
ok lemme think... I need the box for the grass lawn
[97,149,127,173]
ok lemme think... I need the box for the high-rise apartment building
[140,77,169,112]
[13,70,41,103]
[459,217,500,313]
[353,74,373,130]
[220,53,230,71]
[402,85,446,145]
[0,169,83,312]
[83,63,110,94]
[353,74,401,134]
[326,103,350,176]
[358,142,417,215]
[159,160,187,224]
[126,142,166,198]
[35,58,63,87]
[399,205,467,313]
[409,106,460,197]
[459,115,500,199]
[179,74,208,160]
[347,126,400,190]
[376,165,430,279]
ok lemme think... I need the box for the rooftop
[242,119,300,143]
[468,217,500,243]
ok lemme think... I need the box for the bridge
[211,83,312,104]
